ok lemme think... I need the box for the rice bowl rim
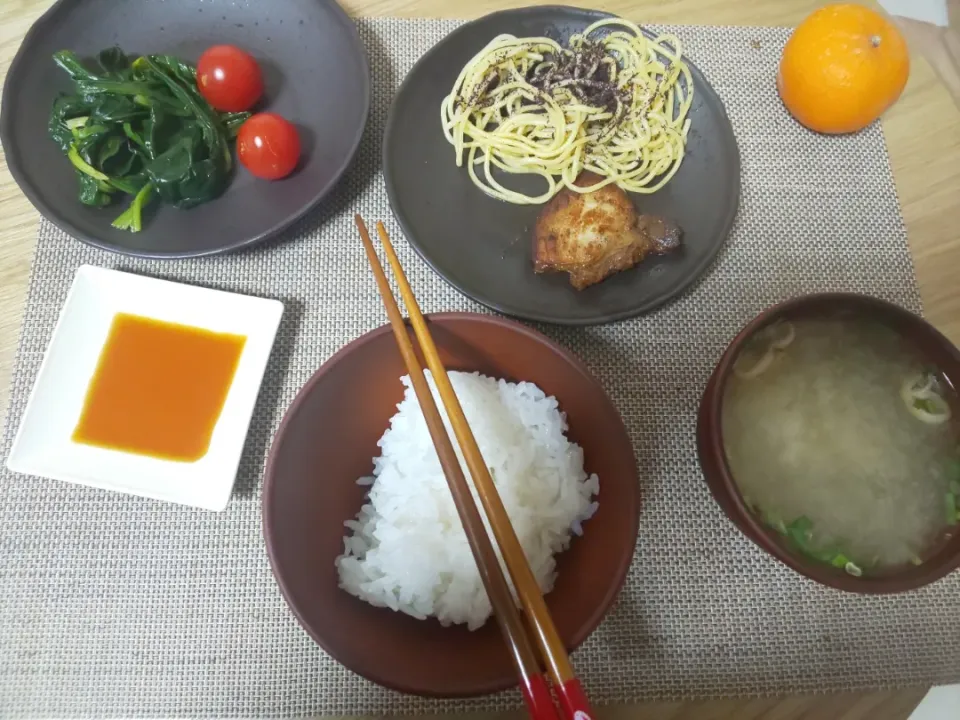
[261,310,640,696]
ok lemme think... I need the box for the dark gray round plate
[383,5,740,325]
[1,0,369,258]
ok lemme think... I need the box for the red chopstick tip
[521,674,561,720]
[558,679,594,720]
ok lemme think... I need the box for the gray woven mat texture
[2,18,954,719]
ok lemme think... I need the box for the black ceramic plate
[0,0,369,258]
[383,6,740,325]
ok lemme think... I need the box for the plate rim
[383,5,742,326]
[0,0,372,260]
[261,310,641,697]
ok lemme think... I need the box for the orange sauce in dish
[71,312,247,462]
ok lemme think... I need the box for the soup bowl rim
[698,291,960,594]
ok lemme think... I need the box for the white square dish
[6,265,284,511]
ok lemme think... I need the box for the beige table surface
[1,0,958,718]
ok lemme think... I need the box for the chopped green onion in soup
[766,320,796,350]
[731,321,797,380]
[733,345,774,380]
[901,372,951,424]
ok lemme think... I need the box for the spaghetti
[440,18,694,204]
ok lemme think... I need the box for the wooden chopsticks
[354,214,594,720]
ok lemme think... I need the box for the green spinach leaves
[48,47,249,232]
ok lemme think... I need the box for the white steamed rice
[335,370,599,630]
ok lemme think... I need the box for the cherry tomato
[196,45,263,112]
[236,113,301,180]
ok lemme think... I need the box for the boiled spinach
[49,46,250,232]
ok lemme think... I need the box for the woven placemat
[1,17,956,719]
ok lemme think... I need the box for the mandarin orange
[777,4,909,134]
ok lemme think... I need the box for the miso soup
[721,315,959,575]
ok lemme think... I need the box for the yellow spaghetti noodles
[440,18,694,204]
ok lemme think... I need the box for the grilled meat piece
[533,172,682,290]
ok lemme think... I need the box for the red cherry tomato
[236,113,301,180]
[196,45,263,112]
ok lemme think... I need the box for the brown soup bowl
[697,293,960,594]
[262,312,640,696]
